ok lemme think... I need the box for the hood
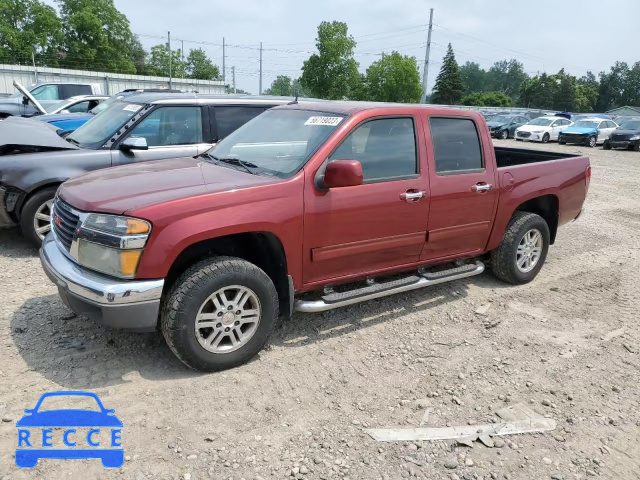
[516,124,549,132]
[59,156,281,214]
[13,81,46,114]
[0,116,80,155]
[612,129,640,136]
[563,126,598,134]
[486,121,507,128]
[38,112,93,123]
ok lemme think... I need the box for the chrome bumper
[40,233,164,331]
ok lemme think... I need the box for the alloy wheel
[33,199,54,240]
[516,228,543,273]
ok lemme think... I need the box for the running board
[294,261,485,313]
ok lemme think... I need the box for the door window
[128,107,203,147]
[430,117,483,174]
[329,117,418,182]
[214,106,268,140]
[30,85,60,100]
[66,101,91,113]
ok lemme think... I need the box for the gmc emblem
[53,212,63,229]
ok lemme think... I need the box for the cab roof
[275,100,474,116]
[122,92,300,106]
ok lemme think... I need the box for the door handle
[400,190,425,202]
[472,183,493,193]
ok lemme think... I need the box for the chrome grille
[52,197,79,251]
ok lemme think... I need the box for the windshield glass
[67,102,142,148]
[574,121,600,128]
[207,109,346,178]
[90,95,125,115]
[528,118,554,126]
[490,115,511,123]
[619,121,640,130]
[48,99,71,113]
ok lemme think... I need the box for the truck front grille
[52,197,79,252]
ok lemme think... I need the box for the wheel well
[16,183,61,219]
[515,195,559,244]
[164,232,292,317]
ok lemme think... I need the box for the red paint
[323,160,363,188]
[58,103,590,293]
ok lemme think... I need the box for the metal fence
[0,64,226,97]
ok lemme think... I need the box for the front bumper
[610,140,638,149]
[0,186,16,228]
[516,131,544,142]
[40,234,164,332]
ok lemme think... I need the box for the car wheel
[588,135,597,148]
[500,129,509,140]
[542,133,550,143]
[161,256,279,372]
[19,186,58,248]
[603,140,612,150]
[558,137,566,145]
[15,451,38,468]
[490,211,550,285]
[634,143,640,152]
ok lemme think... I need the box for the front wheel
[161,256,279,372]
[490,211,550,285]
[542,133,550,143]
[603,140,612,150]
[588,135,597,148]
[20,186,58,247]
[500,129,509,140]
[634,142,640,152]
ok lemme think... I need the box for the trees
[361,51,422,103]
[300,21,360,100]
[430,43,464,105]
[186,48,219,80]
[0,0,62,64]
[146,44,186,78]
[459,61,486,95]
[56,0,139,73]
[264,75,293,96]
[461,91,512,107]
[485,59,527,101]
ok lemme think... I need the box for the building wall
[0,64,226,96]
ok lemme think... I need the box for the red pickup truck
[40,102,590,371]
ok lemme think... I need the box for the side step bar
[294,261,485,313]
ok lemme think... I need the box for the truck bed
[495,146,578,168]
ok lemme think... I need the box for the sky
[45,0,640,94]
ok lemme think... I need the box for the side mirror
[120,137,148,152]
[323,159,363,188]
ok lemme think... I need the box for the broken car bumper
[40,233,164,332]
[0,187,16,228]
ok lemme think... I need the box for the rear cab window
[429,117,483,175]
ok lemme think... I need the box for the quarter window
[330,117,418,182]
[128,107,203,147]
[66,101,91,113]
[430,117,483,174]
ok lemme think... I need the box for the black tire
[19,186,58,248]
[558,138,566,145]
[490,211,550,285]
[634,143,640,152]
[588,135,597,148]
[500,129,509,140]
[161,256,279,372]
[603,140,612,150]
[542,133,550,143]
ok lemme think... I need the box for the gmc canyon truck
[40,102,590,372]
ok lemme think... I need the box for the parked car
[570,113,612,123]
[515,116,573,143]
[486,114,529,139]
[40,102,591,371]
[558,118,619,147]
[0,93,292,246]
[0,81,102,118]
[603,118,640,151]
[34,89,183,134]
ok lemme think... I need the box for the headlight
[74,213,151,279]
[531,130,543,134]
[630,135,640,141]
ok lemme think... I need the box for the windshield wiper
[66,137,81,147]
[201,153,259,175]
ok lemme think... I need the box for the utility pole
[259,41,263,95]
[168,31,173,90]
[31,51,38,84]
[420,8,434,104]
[232,66,236,94]
[181,40,185,79]
[222,37,226,84]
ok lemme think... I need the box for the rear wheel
[542,133,550,143]
[588,135,597,148]
[491,211,550,285]
[19,186,58,247]
[161,256,279,372]
[603,140,612,150]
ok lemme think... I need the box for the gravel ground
[1,139,639,480]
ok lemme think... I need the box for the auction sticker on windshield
[304,116,343,126]
[122,104,142,113]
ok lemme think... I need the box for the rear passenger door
[421,116,498,261]
[211,105,271,142]
[112,106,211,165]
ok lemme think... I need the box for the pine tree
[430,44,464,105]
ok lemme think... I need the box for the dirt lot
[1,140,639,480]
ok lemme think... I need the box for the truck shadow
[0,227,37,259]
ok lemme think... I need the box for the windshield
[207,109,346,178]
[574,121,600,128]
[528,118,554,126]
[47,99,71,113]
[90,95,125,115]
[67,101,142,148]
[619,121,640,130]
[490,115,511,123]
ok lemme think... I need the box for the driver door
[111,106,212,166]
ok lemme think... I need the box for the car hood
[612,129,640,135]
[16,409,122,427]
[0,116,80,155]
[37,112,93,123]
[563,126,598,134]
[516,124,550,132]
[59,156,282,214]
[486,121,507,128]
